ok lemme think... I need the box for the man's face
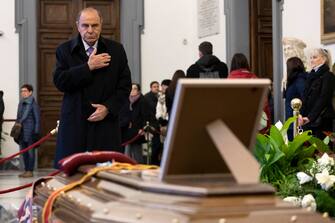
[151,83,159,94]
[21,88,32,99]
[77,10,102,46]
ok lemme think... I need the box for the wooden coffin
[32,165,333,223]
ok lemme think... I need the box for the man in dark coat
[186,41,228,78]
[143,81,161,165]
[53,7,131,168]
[144,81,159,114]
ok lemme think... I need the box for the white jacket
[156,92,168,120]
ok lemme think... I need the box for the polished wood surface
[33,168,334,223]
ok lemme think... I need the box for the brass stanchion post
[291,98,302,137]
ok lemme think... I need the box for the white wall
[283,0,335,66]
[0,1,20,156]
[141,0,227,93]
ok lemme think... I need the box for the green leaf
[281,116,297,135]
[297,157,316,171]
[269,125,285,149]
[297,144,317,160]
[323,136,330,145]
[286,131,311,160]
[314,190,335,217]
[308,136,330,152]
[253,134,269,164]
[267,137,285,165]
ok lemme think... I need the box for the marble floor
[0,169,55,222]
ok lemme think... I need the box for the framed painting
[321,0,335,44]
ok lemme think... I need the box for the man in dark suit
[186,41,228,78]
[144,81,159,113]
[53,7,131,168]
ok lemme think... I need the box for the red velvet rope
[0,133,53,165]
[121,129,145,146]
[0,127,155,194]
[0,170,61,194]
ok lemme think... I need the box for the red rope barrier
[0,170,61,194]
[0,130,141,194]
[121,129,144,147]
[0,124,154,195]
[0,133,53,165]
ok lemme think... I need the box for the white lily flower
[301,194,316,211]
[317,153,334,167]
[275,121,283,130]
[283,196,301,207]
[274,120,288,144]
[296,172,313,184]
[315,169,335,190]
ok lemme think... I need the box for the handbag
[10,122,22,142]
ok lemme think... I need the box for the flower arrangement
[254,117,335,216]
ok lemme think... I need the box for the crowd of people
[1,7,334,176]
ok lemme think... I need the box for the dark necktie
[87,46,94,56]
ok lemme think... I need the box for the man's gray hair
[76,7,103,22]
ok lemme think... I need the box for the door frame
[225,0,284,122]
[15,0,144,98]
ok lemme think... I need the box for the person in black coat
[16,84,40,177]
[53,7,131,168]
[166,70,186,116]
[144,81,159,114]
[186,41,228,78]
[123,83,153,163]
[284,57,307,140]
[300,48,335,139]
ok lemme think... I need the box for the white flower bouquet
[254,117,335,216]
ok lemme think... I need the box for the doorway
[249,0,273,79]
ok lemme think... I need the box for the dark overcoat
[53,35,131,167]
[284,71,307,120]
[17,96,40,143]
[301,64,335,138]
[120,94,154,145]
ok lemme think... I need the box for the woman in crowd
[228,53,271,134]
[165,70,186,116]
[300,48,335,139]
[284,57,307,140]
[16,84,40,178]
[122,83,152,164]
